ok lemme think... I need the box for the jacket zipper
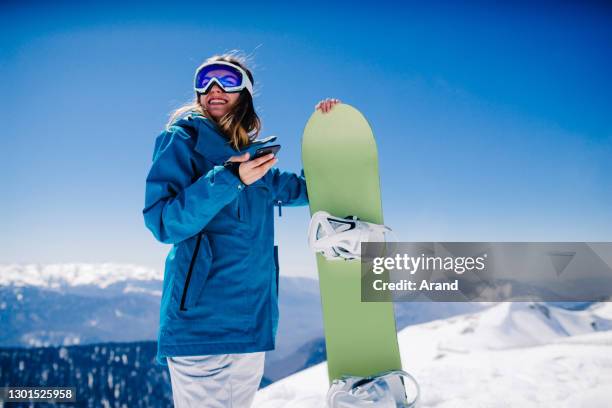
[274,245,279,298]
[180,232,203,311]
[277,200,282,217]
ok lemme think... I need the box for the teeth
[210,99,227,105]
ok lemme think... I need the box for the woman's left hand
[315,98,341,113]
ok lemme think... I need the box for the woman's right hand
[227,152,277,185]
[315,98,341,113]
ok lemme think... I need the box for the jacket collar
[178,112,277,163]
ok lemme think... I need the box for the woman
[142,51,340,407]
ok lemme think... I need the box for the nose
[208,83,225,94]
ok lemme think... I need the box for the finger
[241,157,258,170]
[259,158,278,174]
[251,153,275,168]
[229,152,250,162]
[258,156,277,172]
[243,152,272,169]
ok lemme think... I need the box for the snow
[122,283,162,296]
[0,263,162,288]
[253,302,612,407]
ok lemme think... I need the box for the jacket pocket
[237,194,245,222]
[179,233,213,311]
[244,183,270,230]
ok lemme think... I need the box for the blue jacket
[142,112,309,366]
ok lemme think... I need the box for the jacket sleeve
[268,167,309,207]
[142,127,245,244]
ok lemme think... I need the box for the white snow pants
[167,352,265,408]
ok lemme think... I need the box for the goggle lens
[195,63,244,92]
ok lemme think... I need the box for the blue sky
[1,2,611,277]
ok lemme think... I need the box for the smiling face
[199,81,241,121]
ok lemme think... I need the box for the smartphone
[252,144,281,160]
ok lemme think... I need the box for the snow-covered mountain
[0,263,484,362]
[0,264,327,354]
[0,263,162,295]
[0,263,164,347]
[253,302,612,407]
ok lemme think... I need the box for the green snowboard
[301,103,402,385]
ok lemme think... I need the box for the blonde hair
[167,51,261,150]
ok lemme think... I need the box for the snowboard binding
[308,210,393,261]
[326,369,420,408]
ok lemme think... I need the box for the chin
[207,109,225,118]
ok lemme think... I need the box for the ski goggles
[194,61,254,96]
